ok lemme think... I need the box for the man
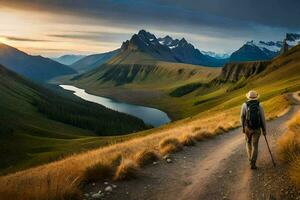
[240,90,266,169]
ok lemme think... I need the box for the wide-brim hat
[246,90,259,100]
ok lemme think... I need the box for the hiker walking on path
[241,90,267,169]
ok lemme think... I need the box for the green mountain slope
[0,64,149,174]
[169,44,300,116]
[72,45,300,120]
[0,43,76,82]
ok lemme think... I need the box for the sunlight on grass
[0,93,292,199]
[277,110,300,189]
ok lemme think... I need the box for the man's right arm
[240,103,246,133]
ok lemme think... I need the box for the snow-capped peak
[286,33,300,46]
[246,40,282,52]
[200,51,230,59]
[158,35,174,46]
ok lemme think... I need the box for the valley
[0,8,299,199]
[1,28,300,199]
[0,64,150,175]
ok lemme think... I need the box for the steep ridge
[70,49,120,73]
[217,61,270,82]
[0,43,76,82]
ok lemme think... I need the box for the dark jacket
[240,100,266,133]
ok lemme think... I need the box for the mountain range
[0,43,76,82]
[229,33,300,62]
[68,30,227,73]
[66,31,300,75]
[53,54,85,65]
[1,30,299,84]
[122,30,227,67]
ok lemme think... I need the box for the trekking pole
[263,135,276,167]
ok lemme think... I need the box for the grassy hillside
[0,65,150,174]
[71,50,221,119]
[0,77,294,200]
[169,45,300,117]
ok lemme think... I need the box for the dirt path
[84,93,300,200]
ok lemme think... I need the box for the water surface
[60,85,171,127]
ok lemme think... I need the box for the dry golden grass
[277,110,300,188]
[134,149,160,167]
[0,94,291,200]
[289,157,300,188]
[213,126,226,135]
[114,159,140,181]
[159,137,183,155]
[179,134,196,146]
[192,129,213,141]
[84,162,113,182]
[277,131,300,162]
[83,155,121,183]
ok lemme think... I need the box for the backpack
[246,100,261,129]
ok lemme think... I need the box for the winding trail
[85,92,300,200]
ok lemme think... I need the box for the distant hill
[70,49,120,73]
[0,43,76,82]
[0,64,149,173]
[52,54,85,65]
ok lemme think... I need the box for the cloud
[1,36,51,42]
[47,31,131,43]
[1,0,299,29]
[1,0,299,54]
[159,0,300,29]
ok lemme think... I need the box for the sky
[0,0,299,57]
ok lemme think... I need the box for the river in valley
[59,85,171,127]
